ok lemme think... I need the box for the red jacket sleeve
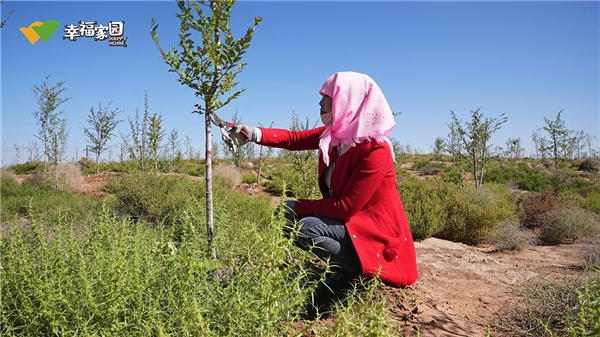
[293,142,390,221]
[257,126,326,151]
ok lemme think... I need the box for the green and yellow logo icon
[19,20,61,45]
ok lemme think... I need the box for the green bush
[1,174,400,336]
[442,168,464,185]
[539,206,600,245]
[397,176,455,240]
[264,163,319,199]
[177,160,206,177]
[242,173,258,184]
[578,158,600,173]
[578,190,600,215]
[564,275,600,337]
[103,173,205,226]
[439,183,517,245]
[7,161,44,175]
[484,161,553,191]
[0,201,316,336]
[0,176,103,224]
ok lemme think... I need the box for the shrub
[53,162,83,192]
[485,218,533,251]
[17,163,83,193]
[103,173,205,226]
[0,168,18,182]
[579,190,600,215]
[578,158,600,173]
[484,161,553,192]
[264,163,319,199]
[580,235,600,270]
[7,160,44,175]
[397,176,454,240]
[442,168,464,185]
[177,160,206,177]
[564,275,600,337]
[439,183,517,245]
[78,157,96,174]
[420,165,441,176]
[242,173,257,184]
[498,275,586,337]
[0,176,103,225]
[22,171,49,185]
[539,206,600,245]
[520,189,562,229]
[213,164,242,189]
[0,183,334,337]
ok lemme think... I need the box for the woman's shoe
[316,271,356,293]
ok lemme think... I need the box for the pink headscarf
[318,71,396,166]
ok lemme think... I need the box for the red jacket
[258,126,418,287]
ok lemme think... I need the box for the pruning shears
[210,112,240,153]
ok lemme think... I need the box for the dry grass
[580,235,600,270]
[213,163,242,189]
[21,162,83,192]
[54,162,84,192]
[486,218,534,251]
[539,206,600,245]
[0,168,18,182]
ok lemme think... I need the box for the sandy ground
[16,173,595,336]
[395,238,590,337]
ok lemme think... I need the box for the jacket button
[352,235,357,239]
[395,256,398,259]
[404,237,408,241]
[376,253,380,258]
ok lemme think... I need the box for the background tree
[504,137,524,164]
[256,121,274,183]
[167,129,183,170]
[584,132,598,158]
[451,107,508,189]
[27,141,40,162]
[13,144,21,165]
[282,111,319,198]
[151,0,261,259]
[541,110,569,170]
[445,118,463,167]
[147,112,166,174]
[184,135,195,160]
[432,137,445,160]
[83,102,123,174]
[124,92,152,173]
[229,109,246,168]
[46,113,70,167]
[31,75,71,173]
[0,0,14,29]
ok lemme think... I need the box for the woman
[229,71,418,292]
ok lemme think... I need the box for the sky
[1,0,599,166]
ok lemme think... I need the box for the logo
[19,20,61,45]
[63,20,127,47]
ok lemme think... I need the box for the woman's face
[319,95,333,126]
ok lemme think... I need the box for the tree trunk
[205,108,216,261]
[257,145,263,184]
